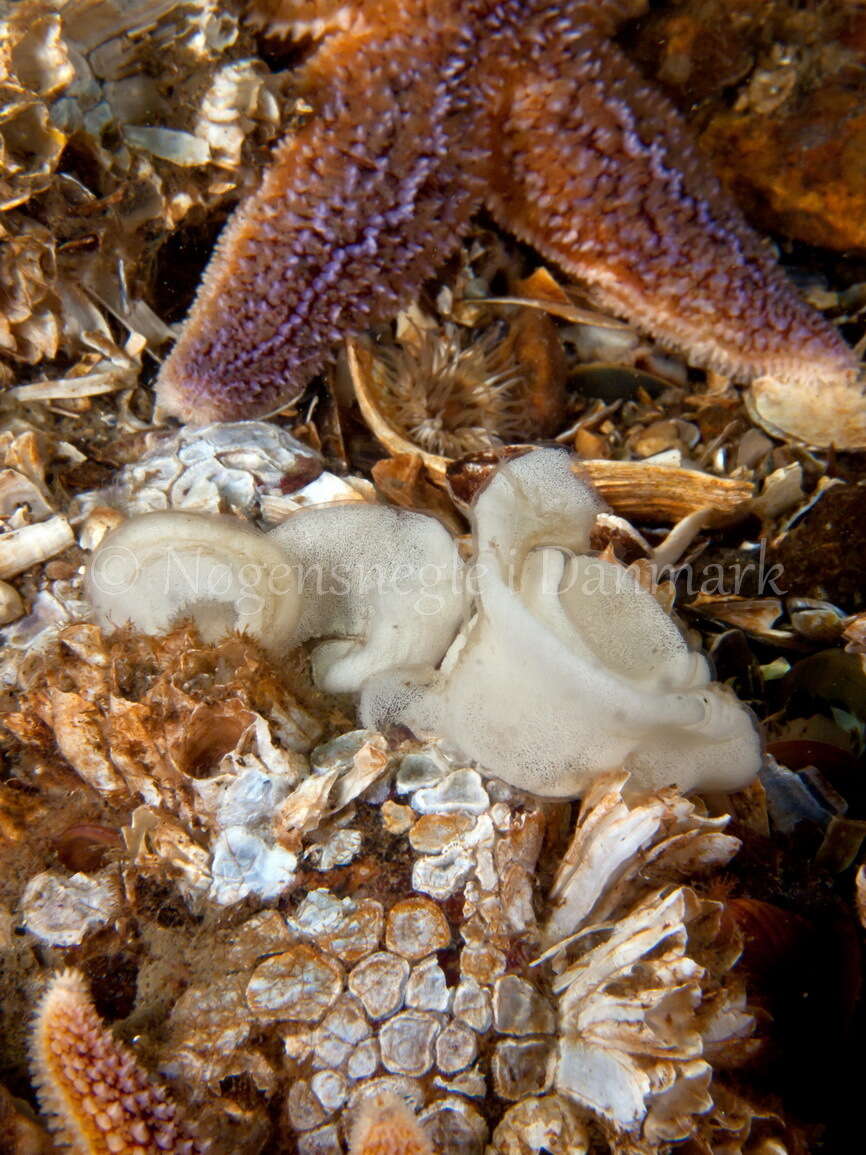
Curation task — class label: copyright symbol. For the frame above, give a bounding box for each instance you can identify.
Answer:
[89,545,140,596]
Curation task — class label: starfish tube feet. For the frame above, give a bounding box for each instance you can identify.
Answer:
[30,968,207,1154]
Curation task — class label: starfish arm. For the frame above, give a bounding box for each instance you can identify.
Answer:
[247,0,359,40]
[156,2,488,423]
[484,10,857,388]
[349,1091,434,1155]
[30,969,206,1155]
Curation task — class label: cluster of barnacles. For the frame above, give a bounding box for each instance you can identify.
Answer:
[30,967,430,1154]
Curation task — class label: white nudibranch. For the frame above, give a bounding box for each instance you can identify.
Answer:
[86,502,465,695]
[268,502,465,693]
[86,449,761,797]
[84,511,302,653]
[361,450,761,796]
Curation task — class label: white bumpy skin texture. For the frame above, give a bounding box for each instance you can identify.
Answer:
[360,448,762,797]
[86,503,465,696]
[267,502,464,693]
[86,449,761,797]
[85,511,303,654]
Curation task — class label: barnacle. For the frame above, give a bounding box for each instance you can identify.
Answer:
[361,317,530,459]
[14,753,769,1153]
[351,296,571,464]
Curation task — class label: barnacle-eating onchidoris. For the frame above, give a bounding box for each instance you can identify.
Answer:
[86,450,761,797]
[84,510,302,653]
[361,449,761,796]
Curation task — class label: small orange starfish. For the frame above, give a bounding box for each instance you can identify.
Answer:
[349,1092,434,1155]
[30,970,434,1154]
[30,969,207,1155]
[156,0,856,424]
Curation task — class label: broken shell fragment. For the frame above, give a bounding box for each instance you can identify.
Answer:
[579,459,753,527]
[0,579,24,624]
[83,420,323,521]
[748,373,866,450]
[0,515,74,579]
[19,869,120,947]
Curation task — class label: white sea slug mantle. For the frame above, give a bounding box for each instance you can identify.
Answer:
[86,448,761,798]
[360,449,761,796]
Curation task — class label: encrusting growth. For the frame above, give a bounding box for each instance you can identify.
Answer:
[156,0,857,425]
[30,969,206,1155]
[349,1092,435,1155]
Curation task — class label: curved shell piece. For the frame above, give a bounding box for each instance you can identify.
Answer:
[85,510,302,653]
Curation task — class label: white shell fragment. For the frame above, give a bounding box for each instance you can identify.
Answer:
[363,448,762,796]
[19,869,120,946]
[85,421,323,520]
[555,888,714,1134]
[0,580,24,625]
[209,828,297,906]
[543,771,740,947]
[0,515,74,579]
[411,769,490,815]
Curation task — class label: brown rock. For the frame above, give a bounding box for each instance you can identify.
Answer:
[702,82,866,252]
[631,0,866,252]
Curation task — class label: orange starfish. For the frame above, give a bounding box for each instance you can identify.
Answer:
[30,970,435,1155]
[30,969,207,1155]
[156,0,856,423]
[349,1092,434,1155]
